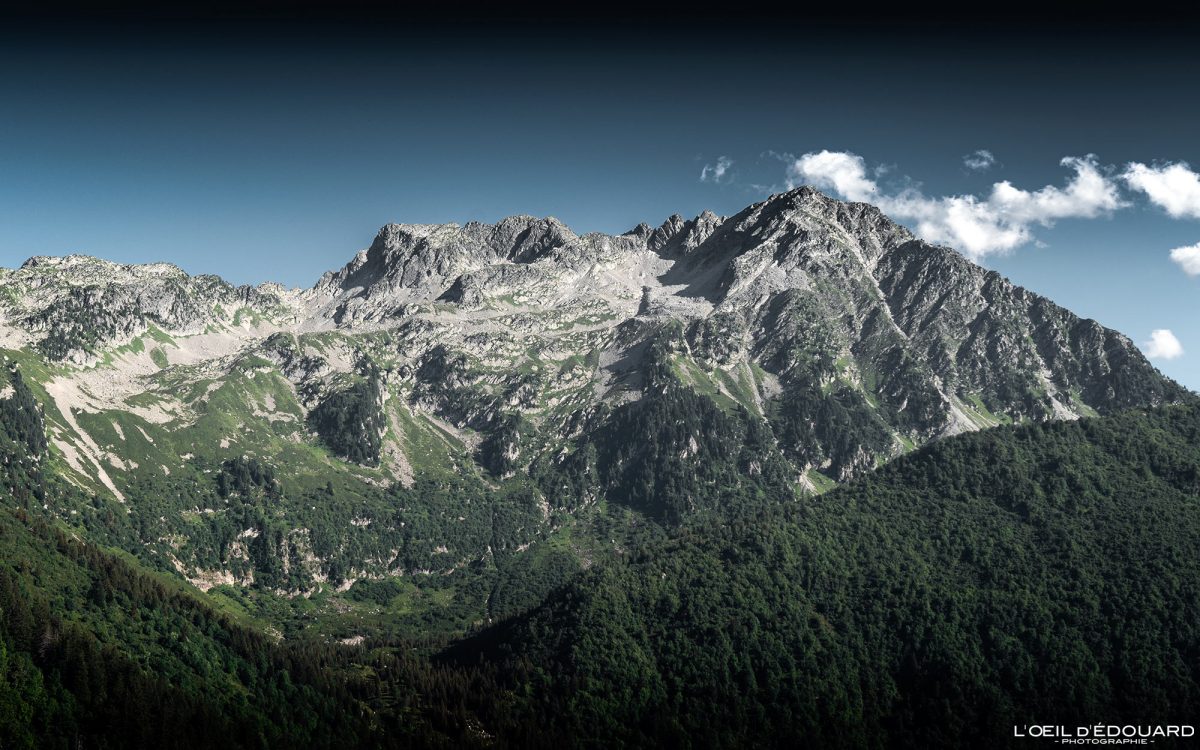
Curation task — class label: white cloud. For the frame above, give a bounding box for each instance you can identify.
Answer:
[700,156,733,183]
[963,149,996,171]
[787,151,1125,259]
[1143,329,1184,360]
[1170,242,1200,276]
[1123,161,1200,219]
[991,157,1126,223]
[788,150,877,201]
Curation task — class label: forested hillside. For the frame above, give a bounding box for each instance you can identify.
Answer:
[3,344,1200,746]
[0,192,1196,748]
[0,363,474,750]
[450,403,1200,748]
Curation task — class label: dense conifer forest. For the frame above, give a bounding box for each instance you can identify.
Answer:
[2,345,1199,746]
[452,404,1200,747]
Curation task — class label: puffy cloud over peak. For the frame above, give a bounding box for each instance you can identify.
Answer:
[787,150,878,201]
[786,151,1124,259]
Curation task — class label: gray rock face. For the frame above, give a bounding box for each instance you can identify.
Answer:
[0,255,287,362]
[1,188,1189,489]
[873,241,1181,418]
[295,186,1186,478]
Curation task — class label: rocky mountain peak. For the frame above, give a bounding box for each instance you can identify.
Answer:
[312,191,912,323]
[17,254,189,283]
[316,215,585,299]
[0,188,1190,496]
[0,254,288,362]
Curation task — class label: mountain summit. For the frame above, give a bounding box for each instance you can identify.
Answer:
[0,187,1188,593]
[0,188,1196,748]
[1,188,1187,471]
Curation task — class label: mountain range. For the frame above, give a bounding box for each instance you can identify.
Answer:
[0,187,1196,748]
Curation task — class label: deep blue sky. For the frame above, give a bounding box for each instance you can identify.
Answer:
[1,15,1197,389]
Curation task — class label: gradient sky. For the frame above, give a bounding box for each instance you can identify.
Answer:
[1,13,1197,388]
